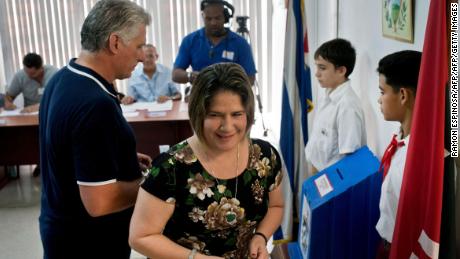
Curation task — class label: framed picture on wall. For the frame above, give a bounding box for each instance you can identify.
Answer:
[382,0,414,43]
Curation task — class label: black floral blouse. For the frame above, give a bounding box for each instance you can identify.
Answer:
[142,138,283,258]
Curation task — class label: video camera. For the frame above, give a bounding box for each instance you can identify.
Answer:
[236,16,250,35]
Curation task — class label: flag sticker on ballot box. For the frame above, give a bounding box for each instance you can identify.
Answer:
[314,174,333,197]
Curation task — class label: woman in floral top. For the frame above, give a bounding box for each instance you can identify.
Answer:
[130,63,284,259]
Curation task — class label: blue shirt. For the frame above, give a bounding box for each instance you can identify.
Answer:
[128,63,179,102]
[174,28,256,76]
[38,58,141,258]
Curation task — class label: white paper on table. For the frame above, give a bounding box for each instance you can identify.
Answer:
[122,111,139,118]
[121,100,173,113]
[0,109,38,117]
[147,111,167,117]
[179,103,188,112]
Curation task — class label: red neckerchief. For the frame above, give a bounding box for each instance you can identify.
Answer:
[379,134,405,179]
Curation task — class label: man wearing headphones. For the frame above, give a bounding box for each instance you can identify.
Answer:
[172,0,256,86]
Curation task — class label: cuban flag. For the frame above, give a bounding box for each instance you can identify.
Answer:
[275,0,313,242]
[390,0,449,257]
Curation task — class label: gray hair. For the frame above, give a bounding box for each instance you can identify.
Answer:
[143,43,155,49]
[81,0,151,52]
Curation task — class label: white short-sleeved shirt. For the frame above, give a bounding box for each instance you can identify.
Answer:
[305,80,366,171]
[376,134,410,242]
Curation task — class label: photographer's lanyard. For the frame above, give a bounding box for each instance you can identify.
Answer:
[67,63,118,100]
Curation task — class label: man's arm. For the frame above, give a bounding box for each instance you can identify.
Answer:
[237,38,257,86]
[79,178,142,217]
[121,96,135,105]
[124,77,141,104]
[21,103,39,113]
[79,152,152,217]
[171,92,182,100]
[248,75,255,86]
[3,94,17,110]
[172,68,187,84]
[4,72,24,110]
[169,81,182,101]
[172,68,199,84]
[156,79,182,103]
[72,102,150,217]
[156,93,181,103]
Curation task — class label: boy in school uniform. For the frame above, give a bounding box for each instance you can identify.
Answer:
[305,38,366,173]
[374,50,422,258]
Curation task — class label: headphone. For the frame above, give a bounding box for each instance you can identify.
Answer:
[200,0,234,23]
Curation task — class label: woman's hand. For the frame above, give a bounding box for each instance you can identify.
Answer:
[248,235,269,259]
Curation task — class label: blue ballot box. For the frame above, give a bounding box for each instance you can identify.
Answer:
[288,146,382,259]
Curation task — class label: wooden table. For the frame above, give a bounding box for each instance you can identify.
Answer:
[0,101,193,165]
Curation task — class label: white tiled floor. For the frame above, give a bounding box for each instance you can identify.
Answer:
[0,166,144,259]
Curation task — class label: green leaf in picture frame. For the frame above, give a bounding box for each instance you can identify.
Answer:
[399,15,406,30]
[398,15,404,26]
[401,2,407,18]
[384,1,392,27]
[398,1,407,30]
[386,15,390,25]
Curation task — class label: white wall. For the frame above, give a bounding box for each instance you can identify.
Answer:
[306,0,430,157]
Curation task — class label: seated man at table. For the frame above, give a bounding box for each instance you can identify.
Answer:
[121,44,181,104]
[0,93,4,108]
[4,53,58,113]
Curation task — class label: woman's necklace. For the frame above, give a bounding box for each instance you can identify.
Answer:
[203,142,240,199]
